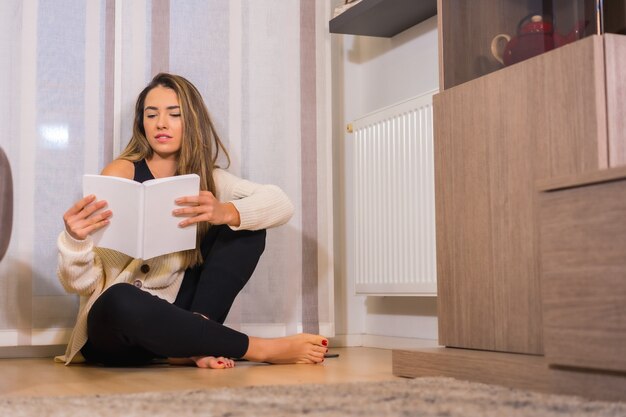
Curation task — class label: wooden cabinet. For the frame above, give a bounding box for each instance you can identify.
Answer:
[392,0,626,398]
[394,33,626,399]
[435,34,626,357]
[539,167,626,373]
[432,0,626,357]
[437,0,601,90]
[434,35,613,354]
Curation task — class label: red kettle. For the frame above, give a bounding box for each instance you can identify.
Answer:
[491,14,556,66]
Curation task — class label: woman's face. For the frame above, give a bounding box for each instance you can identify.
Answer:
[143,85,183,160]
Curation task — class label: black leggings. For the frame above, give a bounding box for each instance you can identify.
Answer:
[81,225,266,366]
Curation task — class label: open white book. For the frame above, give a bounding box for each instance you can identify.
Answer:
[83,174,200,259]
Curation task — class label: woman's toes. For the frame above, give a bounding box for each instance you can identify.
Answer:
[313,345,327,355]
[216,357,235,368]
[193,356,229,369]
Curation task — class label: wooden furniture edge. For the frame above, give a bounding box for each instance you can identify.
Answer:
[536,165,626,192]
[392,347,626,402]
[329,0,437,37]
[436,0,444,90]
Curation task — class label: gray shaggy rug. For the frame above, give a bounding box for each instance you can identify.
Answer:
[1,377,625,417]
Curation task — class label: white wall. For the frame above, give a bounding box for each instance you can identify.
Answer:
[331,11,440,348]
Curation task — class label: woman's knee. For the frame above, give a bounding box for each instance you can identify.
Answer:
[88,283,145,328]
[222,227,266,256]
[236,228,266,258]
[201,226,266,262]
[223,228,266,274]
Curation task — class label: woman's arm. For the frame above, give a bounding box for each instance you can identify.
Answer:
[213,168,295,231]
[57,159,133,296]
[57,231,105,296]
[172,168,294,231]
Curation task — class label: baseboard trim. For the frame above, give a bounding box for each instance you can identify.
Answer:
[330,334,439,350]
[329,334,363,347]
[0,345,66,359]
[362,335,440,350]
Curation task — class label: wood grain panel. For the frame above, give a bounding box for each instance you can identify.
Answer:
[393,348,626,402]
[539,173,626,372]
[0,348,395,397]
[434,92,496,350]
[435,36,607,354]
[605,34,626,166]
[537,164,626,191]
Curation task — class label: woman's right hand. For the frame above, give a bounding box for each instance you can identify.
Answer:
[63,195,112,241]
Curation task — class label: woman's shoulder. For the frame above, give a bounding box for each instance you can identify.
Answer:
[101,159,135,179]
[212,167,241,183]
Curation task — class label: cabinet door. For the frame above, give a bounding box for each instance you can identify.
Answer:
[540,173,626,372]
[438,0,601,90]
[435,36,607,354]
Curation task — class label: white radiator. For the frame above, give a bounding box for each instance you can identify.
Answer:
[351,90,438,296]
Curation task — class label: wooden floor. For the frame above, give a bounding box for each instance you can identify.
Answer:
[0,347,398,398]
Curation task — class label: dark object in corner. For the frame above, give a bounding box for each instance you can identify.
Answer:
[0,146,12,263]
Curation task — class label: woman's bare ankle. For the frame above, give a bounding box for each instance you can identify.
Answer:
[243,334,328,364]
[167,357,195,366]
[243,337,269,362]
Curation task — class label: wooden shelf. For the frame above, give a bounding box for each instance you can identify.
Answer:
[329,0,437,38]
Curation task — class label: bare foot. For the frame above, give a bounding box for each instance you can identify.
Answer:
[243,333,328,364]
[193,356,235,369]
[168,356,235,369]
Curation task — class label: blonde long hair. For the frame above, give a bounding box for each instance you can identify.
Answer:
[118,73,230,268]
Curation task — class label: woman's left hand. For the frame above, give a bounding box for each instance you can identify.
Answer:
[174,191,241,227]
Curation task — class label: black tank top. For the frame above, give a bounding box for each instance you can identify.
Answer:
[133,159,155,183]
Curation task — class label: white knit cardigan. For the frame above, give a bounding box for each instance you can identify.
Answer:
[56,168,294,364]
